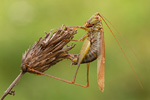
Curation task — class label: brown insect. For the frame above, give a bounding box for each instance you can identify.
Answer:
[65,12,143,92]
[66,12,105,91]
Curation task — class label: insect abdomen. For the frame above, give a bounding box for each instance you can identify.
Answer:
[81,33,100,63]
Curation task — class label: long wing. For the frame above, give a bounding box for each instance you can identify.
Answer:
[97,29,105,92]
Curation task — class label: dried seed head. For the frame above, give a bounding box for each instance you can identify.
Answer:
[21,25,77,74]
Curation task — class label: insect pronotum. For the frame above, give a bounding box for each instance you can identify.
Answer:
[29,12,142,92]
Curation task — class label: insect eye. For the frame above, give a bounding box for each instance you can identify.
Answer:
[94,16,99,19]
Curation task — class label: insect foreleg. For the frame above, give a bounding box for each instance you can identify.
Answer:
[66,26,89,31]
[64,33,88,42]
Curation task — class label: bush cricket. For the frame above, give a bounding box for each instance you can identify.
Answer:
[66,12,143,92]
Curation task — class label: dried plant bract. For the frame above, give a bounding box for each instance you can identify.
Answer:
[1,25,77,100]
[21,25,76,73]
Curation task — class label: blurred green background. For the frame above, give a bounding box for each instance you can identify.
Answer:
[0,0,150,100]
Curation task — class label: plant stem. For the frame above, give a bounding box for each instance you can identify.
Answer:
[1,71,25,100]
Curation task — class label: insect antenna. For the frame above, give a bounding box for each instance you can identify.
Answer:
[99,14,143,88]
[100,14,142,64]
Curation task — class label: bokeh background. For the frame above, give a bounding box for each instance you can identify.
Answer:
[0,0,149,100]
